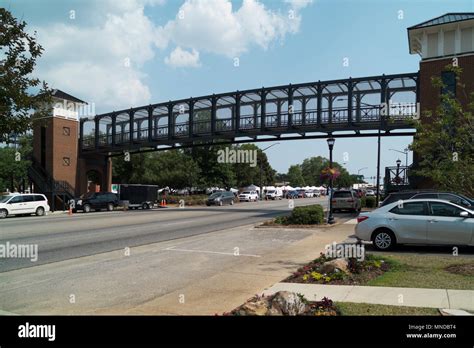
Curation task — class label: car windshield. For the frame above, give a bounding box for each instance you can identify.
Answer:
[209,193,222,198]
[80,192,95,199]
[334,191,352,198]
[267,191,275,194]
[456,193,474,204]
[0,195,13,203]
[242,192,250,194]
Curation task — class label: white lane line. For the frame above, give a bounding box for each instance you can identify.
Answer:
[163,246,261,258]
[162,221,193,227]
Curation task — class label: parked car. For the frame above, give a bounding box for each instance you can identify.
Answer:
[365,189,375,197]
[381,191,474,209]
[73,192,119,213]
[286,190,299,199]
[206,191,235,206]
[297,189,306,198]
[332,190,361,213]
[238,191,259,202]
[265,189,283,200]
[312,190,321,197]
[0,193,50,219]
[304,190,314,198]
[356,199,474,250]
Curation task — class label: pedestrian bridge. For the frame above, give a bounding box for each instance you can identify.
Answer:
[80,72,419,156]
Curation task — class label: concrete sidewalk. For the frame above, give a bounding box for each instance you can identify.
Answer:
[263,282,474,312]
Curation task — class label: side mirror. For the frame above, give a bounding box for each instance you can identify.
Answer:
[460,211,470,218]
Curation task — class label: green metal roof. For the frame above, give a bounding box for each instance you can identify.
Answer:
[408,13,474,30]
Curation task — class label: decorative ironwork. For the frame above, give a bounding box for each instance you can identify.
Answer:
[80,72,419,155]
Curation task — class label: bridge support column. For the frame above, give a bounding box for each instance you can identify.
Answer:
[76,154,112,195]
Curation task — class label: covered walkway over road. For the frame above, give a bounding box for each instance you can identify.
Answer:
[80,72,419,156]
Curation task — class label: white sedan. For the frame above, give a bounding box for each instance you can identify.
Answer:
[355,199,474,250]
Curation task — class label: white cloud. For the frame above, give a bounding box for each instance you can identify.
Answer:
[34,0,311,111]
[165,47,201,68]
[35,1,165,110]
[284,0,313,11]
[161,0,305,58]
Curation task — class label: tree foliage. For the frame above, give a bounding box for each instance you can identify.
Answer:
[410,66,474,197]
[0,135,32,192]
[0,8,52,141]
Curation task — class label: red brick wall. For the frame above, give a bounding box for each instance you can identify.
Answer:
[50,117,78,190]
[414,54,474,188]
[419,54,474,117]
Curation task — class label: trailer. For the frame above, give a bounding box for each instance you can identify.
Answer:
[117,184,159,210]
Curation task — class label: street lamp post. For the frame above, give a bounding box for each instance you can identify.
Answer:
[259,143,280,200]
[357,167,368,184]
[395,159,401,190]
[390,148,409,185]
[327,137,335,224]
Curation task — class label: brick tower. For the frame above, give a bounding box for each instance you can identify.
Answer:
[31,90,86,209]
[407,13,474,187]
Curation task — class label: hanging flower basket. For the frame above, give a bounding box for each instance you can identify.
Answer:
[320,167,340,181]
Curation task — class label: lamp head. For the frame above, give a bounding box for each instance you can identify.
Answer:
[327,137,335,148]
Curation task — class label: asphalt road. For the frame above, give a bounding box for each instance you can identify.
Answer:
[0,197,328,272]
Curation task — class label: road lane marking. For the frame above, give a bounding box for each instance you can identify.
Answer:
[163,246,261,258]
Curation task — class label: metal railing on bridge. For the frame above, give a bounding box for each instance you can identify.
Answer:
[80,72,419,155]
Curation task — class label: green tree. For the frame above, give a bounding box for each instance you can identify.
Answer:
[410,66,474,197]
[301,156,328,186]
[233,144,275,188]
[0,9,52,141]
[112,150,200,189]
[287,165,305,187]
[0,135,32,192]
[150,150,200,188]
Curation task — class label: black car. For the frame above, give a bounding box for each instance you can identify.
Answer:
[74,192,119,213]
[286,190,299,199]
[206,191,235,206]
[381,191,474,209]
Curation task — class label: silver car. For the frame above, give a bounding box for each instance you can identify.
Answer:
[332,190,361,213]
[355,199,474,250]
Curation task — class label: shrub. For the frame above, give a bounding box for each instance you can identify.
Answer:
[274,216,289,224]
[286,204,324,225]
[365,196,376,208]
[165,194,207,206]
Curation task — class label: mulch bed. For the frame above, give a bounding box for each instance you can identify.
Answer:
[283,253,391,286]
[444,262,474,276]
[227,293,339,316]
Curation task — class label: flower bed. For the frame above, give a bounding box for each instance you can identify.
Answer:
[283,253,391,285]
[227,291,338,316]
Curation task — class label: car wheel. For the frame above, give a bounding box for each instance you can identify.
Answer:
[372,229,396,251]
[0,209,7,219]
[36,207,45,216]
[107,203,114,211]
[230,200,234,205]
[83,204,91,213]
[219,201,223,206]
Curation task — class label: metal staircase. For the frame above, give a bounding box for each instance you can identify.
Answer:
[27,158,75,209]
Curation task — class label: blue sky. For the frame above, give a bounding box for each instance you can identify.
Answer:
[3,0,474,178]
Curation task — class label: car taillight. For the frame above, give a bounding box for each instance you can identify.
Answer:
[357,216,369,223]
